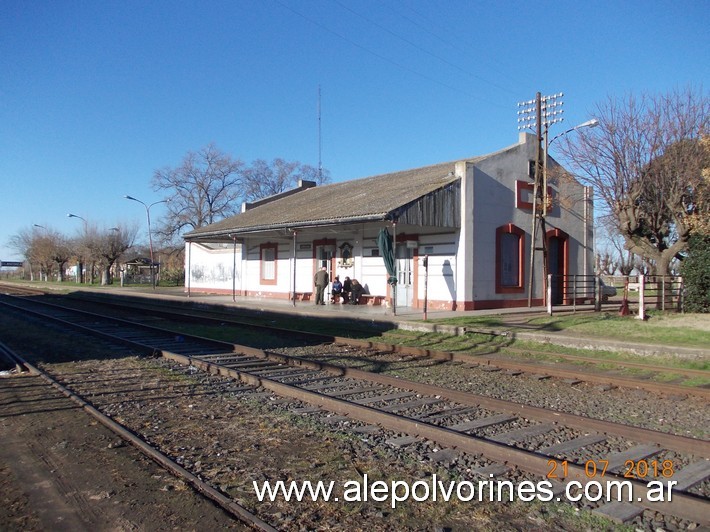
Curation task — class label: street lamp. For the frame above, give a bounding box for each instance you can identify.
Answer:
[124,195,167,289]
[544,118,600,198]
[549,118,599,146]
[67,213,87,223]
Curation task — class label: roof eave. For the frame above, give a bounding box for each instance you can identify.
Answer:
[184,212,391,241]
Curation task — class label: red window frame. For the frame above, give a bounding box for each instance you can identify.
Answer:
[515,180,553,211]
[495,223,525,293]
[260,242,278,285]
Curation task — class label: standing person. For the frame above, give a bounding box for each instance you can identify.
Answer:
[313,266,329,305]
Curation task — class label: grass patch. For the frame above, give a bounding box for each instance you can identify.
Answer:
[429,311,710,350]
[165,316,709,377]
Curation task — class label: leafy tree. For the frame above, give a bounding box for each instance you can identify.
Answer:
[152,143,245,242]
[561,87,709,275]
[680,234,710,312]
[686,136,710,235]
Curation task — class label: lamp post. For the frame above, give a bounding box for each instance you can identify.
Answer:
[67,213,87,283]
[545,118,599,299]
[124,195,167,289]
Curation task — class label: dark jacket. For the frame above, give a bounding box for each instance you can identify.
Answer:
[314,269,329,287]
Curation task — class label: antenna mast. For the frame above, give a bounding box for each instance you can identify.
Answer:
[318,85,322,182]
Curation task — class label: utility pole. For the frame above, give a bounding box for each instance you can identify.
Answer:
[517,92,564,307]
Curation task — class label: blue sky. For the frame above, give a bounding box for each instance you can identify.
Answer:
[1,0,708,261]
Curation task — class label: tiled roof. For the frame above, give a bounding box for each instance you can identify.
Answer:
[185,157,479,240]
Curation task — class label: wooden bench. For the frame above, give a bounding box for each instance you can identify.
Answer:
[359,294,386,306]
[293,292,312,301]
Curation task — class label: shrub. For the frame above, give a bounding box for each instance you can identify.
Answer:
[160,268,185,287]
[680,234,710,313]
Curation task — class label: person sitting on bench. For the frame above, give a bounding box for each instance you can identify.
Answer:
[331,276,343,303]
[349,278,364,304]
[342,276,352,303]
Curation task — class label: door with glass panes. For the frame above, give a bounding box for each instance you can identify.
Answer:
[396,246,413,307]
[315,243,335,300]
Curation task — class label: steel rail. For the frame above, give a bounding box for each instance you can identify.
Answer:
[472,344,710,379]
[193,345,710,458]
[3,296,707,454]
[53,290,710,393]
[0,340,30,373]
[2,296,707,456]
[3,297,709,524]
[340,338,710,400]
[0,340,275,532]
[172,350,710,526]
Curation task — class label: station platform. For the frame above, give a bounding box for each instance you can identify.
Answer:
[59,285,710,359]
[92,285,551,326]
[10,282,706,358]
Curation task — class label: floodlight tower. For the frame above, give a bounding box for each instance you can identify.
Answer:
[517,92,564,307]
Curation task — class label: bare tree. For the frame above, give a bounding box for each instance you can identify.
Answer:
[152,143,245,242]
[561,87,709,275]
[242,158,331,202]
[82,224,137,285]
[10,227,71,281]
[9,228,38,280]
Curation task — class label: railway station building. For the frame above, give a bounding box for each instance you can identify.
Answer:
[182,133,594,311]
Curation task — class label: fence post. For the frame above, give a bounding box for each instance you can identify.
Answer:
[595,276,602,311]
[573,275,577,312]
[636,274,645,320]
[678,276,683,312]
[547,274,552,315]
[661,276,666,311]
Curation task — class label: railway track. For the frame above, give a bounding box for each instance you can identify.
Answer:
[0,339,275,531]
[1,293,708,527]
[9,286,709,397]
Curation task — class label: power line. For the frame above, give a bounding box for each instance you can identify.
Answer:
[333,0,516,98]
[272,0,504,106]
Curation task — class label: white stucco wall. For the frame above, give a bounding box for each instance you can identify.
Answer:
[469,132,591,304]
[415,232,459,306]
[186,242,240,292]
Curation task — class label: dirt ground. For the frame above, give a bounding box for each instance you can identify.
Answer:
[0,372,248,532]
